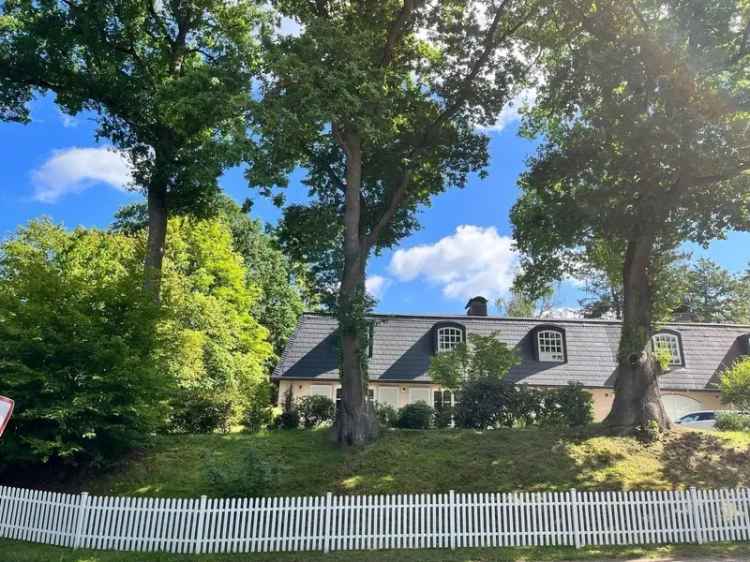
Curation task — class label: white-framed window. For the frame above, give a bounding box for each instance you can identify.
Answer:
[378,386,400,409]
[408,387,432,405]
[437,326,463,353]
[433,389,457,409]
[310,384,333,400]
[650,333,683,366]
[537,330,565,362]
[335,386,374,409]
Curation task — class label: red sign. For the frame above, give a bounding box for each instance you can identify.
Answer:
[0,396,14,438]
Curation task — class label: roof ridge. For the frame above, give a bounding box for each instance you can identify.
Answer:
[299,311,750,329]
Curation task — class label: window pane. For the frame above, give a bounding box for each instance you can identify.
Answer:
[651,334,682,365]
[437,326,463,353]
[537,330,564,362]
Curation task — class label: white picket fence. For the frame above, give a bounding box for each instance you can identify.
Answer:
[1,485,749,554]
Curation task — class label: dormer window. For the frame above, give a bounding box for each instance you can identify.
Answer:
[531,325,567,363]
[650,331,683,367]
[432,322,466,354]
[437,326,463,353]
[538,330,564,362]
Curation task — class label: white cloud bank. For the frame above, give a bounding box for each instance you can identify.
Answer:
[389,225,519,302]
[365,275,392,299]
[32,147,134,203]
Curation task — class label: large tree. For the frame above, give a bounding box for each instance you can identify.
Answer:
[0,0,267,299]
[512,0,750,433]
[249,0,545,445]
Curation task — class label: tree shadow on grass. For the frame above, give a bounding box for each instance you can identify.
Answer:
[661,430,750,489]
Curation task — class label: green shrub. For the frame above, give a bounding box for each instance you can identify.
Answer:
[434,403,454,428]
[720,358,750,411]
[244,382,275,433]
[168,394,233,433]
[203,447,278,497]
[274,387,299,430]
[374,403,399,428]
[297,395,335,428]
[397,401,434,429]
[715,411,750,432]
[537,383,594,428]
[454,377,513,429]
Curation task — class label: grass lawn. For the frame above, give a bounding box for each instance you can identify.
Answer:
[2,539,750,562]
[3,427,750,561]
[21,425,747,498]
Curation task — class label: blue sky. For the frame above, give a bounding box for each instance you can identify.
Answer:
[3,94,749,316]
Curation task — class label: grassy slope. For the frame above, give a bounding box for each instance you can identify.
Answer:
[4,427,750,561]
[2,539,750,562]
[49,426,750,498]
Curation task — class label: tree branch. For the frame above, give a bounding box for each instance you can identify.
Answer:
[381,0,423,67]
[363,171,411,250]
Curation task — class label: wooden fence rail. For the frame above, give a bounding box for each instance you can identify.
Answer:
[1,485,749,554]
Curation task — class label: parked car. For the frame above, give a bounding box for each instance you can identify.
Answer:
[675,410,730,430]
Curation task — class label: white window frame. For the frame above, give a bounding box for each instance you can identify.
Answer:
[433,389,457,409]
[650,333,683,366]
[310,384,333,400]
[437,326,463,353]
[537,329,565,362]
[408,387,432,405]
[378,386,400,409]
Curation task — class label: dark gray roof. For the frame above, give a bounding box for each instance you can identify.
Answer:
[273,313,750,391]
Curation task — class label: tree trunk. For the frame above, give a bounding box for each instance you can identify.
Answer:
[143,183,168,302]
[331,127,378,446]
[604,235,672,434]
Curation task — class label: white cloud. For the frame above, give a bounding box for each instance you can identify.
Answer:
[31,147,134,203]
[365,275,392,299]
[540,307,584,320]
[389,225,519,301]
[482,87,537,132]
[56,109,78,128]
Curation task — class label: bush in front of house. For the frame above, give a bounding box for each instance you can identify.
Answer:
[720,358,750,411]
[454,378,594,430]
[453,377,512,429]
[715,411,750,432]
[536,383,594,428]
[203,447,278,497]
[434,403,454,428]
[274,387,300,430]
[297,395,336,428]
[375,403,399,428]
[397,401,435,429]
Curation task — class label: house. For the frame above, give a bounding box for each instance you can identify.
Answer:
[273,296,750,421]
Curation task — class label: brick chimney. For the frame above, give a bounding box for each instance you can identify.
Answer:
[465,296,488,317]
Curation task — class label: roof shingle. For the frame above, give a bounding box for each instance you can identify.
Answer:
[273,313,750,391]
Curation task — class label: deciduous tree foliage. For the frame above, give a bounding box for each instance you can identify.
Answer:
[249,0,544,445]
[0,217,275,471]
[512,0,750,433]
[0,0,267,300]
[0,221,167,470]
[159,217,274,431]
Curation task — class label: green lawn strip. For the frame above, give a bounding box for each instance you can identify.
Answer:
[1,539,749,562]
[75,427,750,499]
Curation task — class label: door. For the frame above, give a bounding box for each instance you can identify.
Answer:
[378,387,400,409]
[661,394,702,421]
[408,387,432,405]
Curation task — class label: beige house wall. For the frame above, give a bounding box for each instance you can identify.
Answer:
[277,380,725,421]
